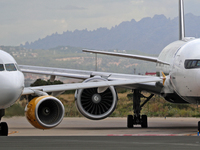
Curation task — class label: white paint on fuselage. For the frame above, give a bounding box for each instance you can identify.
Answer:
[157,40,187,74]
[157,38,200,104]
[0,50,24,109]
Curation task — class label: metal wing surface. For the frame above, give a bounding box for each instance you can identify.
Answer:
[22,77,161,95]
[82,49,170,65]
[19,65,156,80]
[19,65,92,80]
[20,65,162,94]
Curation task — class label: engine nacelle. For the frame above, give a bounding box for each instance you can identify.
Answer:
[75,77,118,120]
[25,95,65,129]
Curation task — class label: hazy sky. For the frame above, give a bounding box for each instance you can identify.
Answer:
[1,0,200,46]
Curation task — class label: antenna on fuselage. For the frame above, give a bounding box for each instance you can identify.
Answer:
[179,0,185,40]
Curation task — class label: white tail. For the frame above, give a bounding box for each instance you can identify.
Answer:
[179,0,185,40]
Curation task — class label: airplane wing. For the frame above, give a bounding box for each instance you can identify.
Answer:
[22,76,161,95]
[82,49,170,65]
[19,65,158,80]
[19,65,93,80]
[20,64,163,94]
[19,49,166,94]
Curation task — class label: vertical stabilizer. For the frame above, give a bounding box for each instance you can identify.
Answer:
[179,0,185,40]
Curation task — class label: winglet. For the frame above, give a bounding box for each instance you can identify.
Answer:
[161,72,166,85]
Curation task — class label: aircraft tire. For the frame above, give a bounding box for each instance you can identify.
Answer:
[0,122,8,136]
[127,115,133,128]
[141,115,148,128]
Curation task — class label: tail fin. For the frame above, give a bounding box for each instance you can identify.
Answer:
[179,0,185,40]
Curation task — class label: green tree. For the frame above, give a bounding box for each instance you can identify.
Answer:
[30,79,64,86]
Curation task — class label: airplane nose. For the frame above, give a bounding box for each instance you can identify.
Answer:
[0,72,24,109]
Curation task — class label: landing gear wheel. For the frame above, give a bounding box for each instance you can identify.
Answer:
[198,121,200,132]
[127,115,133,128]
[127,90,153,128]
[141,115,148,128]
[0,122,8,136]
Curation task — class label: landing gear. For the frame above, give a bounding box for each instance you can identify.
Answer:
[127,115,133,128]
[0,122,8,136]
[0,109,8,136]
[127,90,154,128]
[141,115,147,128]
[127,115,148,128]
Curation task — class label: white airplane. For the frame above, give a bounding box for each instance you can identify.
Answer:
[0,0,199,136]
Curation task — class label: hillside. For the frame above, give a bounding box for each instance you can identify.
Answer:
[22,13,200,54]
[0,46,156,75]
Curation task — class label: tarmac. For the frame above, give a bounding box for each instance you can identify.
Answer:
[1,117,200,136]
[1,117,200,150]
[0,136,200,150]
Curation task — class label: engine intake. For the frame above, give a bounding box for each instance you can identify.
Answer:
[25,96,65,129]
[75,77,118,120]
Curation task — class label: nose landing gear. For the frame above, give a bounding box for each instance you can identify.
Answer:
[127,90,154,128]
[0,109,8,136]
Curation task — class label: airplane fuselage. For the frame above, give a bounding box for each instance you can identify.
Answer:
[157,38,200,104]
[0,50,24,109]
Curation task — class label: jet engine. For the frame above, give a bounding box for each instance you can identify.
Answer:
[25,95,65,129]
[75,77,118,120]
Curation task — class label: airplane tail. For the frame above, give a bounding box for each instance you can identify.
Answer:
[179,0,185,40]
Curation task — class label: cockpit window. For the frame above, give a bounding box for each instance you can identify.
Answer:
[185,60,200,69]
[197,61,200,67]
[191,61,197,67]
[15,64,21,72]
[5,63,17,71]
[0,64,4,71]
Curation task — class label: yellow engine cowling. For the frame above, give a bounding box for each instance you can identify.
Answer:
[25,95,65,129]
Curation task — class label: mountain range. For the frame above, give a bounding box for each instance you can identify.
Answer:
[22,13,200,54]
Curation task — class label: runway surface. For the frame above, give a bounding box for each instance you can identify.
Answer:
[1,117,200,136]
[0,136,200,150]
[1,117,200,150]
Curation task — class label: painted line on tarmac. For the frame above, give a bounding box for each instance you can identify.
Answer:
[8,131,18,135]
